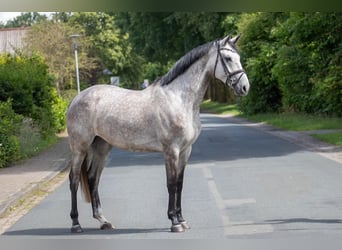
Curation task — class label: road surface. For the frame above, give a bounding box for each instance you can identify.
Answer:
[2,113,342,239]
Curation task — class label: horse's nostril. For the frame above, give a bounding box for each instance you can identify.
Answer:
[242,85,247,93]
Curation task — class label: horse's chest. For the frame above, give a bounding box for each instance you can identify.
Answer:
[181,118,201,145]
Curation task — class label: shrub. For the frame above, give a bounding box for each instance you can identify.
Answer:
[0,53,56,134]
[17,117,41,158]
[51,89,68,132]
[0,100,22,168]
[237,13,284,114]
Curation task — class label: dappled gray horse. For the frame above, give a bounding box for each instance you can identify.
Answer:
[66,35,250,233]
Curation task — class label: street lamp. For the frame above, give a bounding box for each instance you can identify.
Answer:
[70,34,82,94]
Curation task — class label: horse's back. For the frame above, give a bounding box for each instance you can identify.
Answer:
[66,84,163,152]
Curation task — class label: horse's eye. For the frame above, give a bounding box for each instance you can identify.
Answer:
[225,56,232,62]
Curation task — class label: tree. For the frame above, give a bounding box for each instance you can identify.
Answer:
[5,12,48,28]
[23,21,98,93]
[69,12,141,86]
[116,12,228,64]
[115,12,233,95]
[237,12,287,114]
[50,12,72,23]
[272,13,342,116]
[0,53,56,133]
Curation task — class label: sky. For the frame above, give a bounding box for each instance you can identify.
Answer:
[0,12,53,23]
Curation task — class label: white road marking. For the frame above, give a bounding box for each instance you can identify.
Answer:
[202,166,273,236]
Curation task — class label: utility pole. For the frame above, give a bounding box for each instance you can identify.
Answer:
[70,34,82,94]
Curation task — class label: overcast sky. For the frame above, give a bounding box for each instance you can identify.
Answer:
[0,12,53,23]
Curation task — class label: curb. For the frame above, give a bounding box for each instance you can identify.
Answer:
[220,114,342,164]
[0,150,71,218]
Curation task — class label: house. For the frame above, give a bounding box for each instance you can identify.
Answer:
[0,27,30,54]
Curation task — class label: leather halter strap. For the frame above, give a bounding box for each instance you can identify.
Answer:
[213,42,245,87]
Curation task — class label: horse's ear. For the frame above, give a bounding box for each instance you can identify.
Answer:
[229,34,241,44]
[220,35,232,46]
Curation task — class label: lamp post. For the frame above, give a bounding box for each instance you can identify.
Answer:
[70,34,82,94]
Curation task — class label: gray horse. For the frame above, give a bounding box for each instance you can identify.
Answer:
[66,35,249,233]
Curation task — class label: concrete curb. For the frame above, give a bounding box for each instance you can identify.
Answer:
[220,114,342,164]
[0,141,71,218]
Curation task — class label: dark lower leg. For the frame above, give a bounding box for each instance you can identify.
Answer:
[167,182,178,225]
[176,179,185,223]
[90,187,113,229]
[69,170,82,233]
[175,176,190,229]
[167,182,184,232]
[88,138,113,229]
[88,172,113,229]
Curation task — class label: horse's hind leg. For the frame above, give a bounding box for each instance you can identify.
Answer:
[88,137,113,230]
[69,151,86,233]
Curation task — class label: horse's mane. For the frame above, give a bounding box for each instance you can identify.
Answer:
[160,41,215,86]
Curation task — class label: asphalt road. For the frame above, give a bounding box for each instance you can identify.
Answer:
[2,113,342,239]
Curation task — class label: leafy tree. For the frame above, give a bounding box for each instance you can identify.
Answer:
[0,100,22,167]
[115,12,232,94]
[23,21,98,93]
[236,12,341,117]
[272,13,342,116]
[50,12,72,23]
[0,53,57,133]
[5,12,48,28]
[116,12,228,64]
[69,12,141,86]
[236,13,286,114]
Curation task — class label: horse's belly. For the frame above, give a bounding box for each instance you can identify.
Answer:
[96,120,163,153]
[110,137,162,153]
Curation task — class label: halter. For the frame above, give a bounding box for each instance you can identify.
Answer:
[213,42,245,87]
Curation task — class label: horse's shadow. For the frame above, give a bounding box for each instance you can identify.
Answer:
[3,227,169,236]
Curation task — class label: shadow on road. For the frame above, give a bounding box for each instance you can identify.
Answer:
[265,218,342,225]
[3,227,169,236]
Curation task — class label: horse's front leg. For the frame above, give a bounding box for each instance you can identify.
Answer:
[175,146,192,230]
[164,147,184,232]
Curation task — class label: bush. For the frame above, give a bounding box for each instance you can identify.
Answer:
[51,88,68,132]
[17,117,41,158]
[237,13,284,114]
[0,100,22,168]
[237,13,342,117]
[0,54,68,167]
[0,53,56,133]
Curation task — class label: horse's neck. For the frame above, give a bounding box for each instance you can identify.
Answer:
[168,57,212,112]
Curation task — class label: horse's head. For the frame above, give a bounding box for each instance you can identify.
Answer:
[214,35,250,96]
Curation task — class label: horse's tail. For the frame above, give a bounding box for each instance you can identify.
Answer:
[80,154,91,203]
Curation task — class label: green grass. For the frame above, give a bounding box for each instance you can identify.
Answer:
[242,113,342,131]
[201,99,342,146]
[311,133,342,147]
[200,99,242,116]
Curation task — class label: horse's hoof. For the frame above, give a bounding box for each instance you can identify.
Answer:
[180,221,190,230]
[100,222,114,230]
[71,224,83,233]
[171,224,185,233]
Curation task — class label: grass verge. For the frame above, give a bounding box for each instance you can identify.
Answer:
[200,99,242,116]
[242,113,342,131]
[311,133,342,147]
[201,99,342,146]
